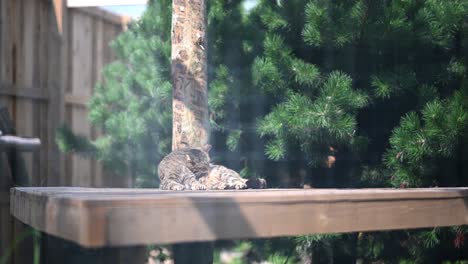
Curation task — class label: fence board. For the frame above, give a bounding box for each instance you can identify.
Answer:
[92,18,104,187]
[69,10,93,187]
[1,1,12,85]
[0,84,48,100]
[64,8,129,188]
[0,2,145,189]
[0,1,130,261]
[22,0,35,89]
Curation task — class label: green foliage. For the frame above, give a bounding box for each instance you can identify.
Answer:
[56,126,98,158]
[302,0,366,47]
[416,0,468,47]
[294,234,340,248]
[226,129,242,151]
[257,71,368,165]
[245,0,468,262]
[57,0,173,187]
[209,65,231,124]
[384,91,468,187]
[56,0,468,262]
[371,67,417,99]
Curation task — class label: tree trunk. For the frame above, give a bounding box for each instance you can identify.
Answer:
[171,0,212,263]
[171,0,209,150]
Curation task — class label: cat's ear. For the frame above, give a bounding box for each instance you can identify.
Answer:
[202,144,212,153]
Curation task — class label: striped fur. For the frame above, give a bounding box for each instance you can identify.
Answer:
[158,146,267,190]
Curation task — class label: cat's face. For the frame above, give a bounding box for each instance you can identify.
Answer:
[184,145,211,173]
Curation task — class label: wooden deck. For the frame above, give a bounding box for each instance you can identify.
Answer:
[10,187,468,248]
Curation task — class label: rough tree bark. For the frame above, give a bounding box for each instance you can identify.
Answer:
[171,0,209,150]
[170,0,213,263]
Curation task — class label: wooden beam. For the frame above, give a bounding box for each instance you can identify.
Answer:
[10,187,468,248]
[0,83,49,101]
[64,94,91,107]
[67,0,147,7]
[0,136,41,152]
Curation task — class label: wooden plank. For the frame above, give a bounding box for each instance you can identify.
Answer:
[0,83,49,100]
[69,10,93,187]
[29,0,49,187]
[0,0,3,84]
[14,98,34,184]
[12,0,23,86]
[22,0,35,90]
[102,21,121,63]
[70,10,93,98]
[64,93,91,107]
[37,99,47,186]
[70,108,92,186]
[1,0,13,85]
[47,0,66,187]
[12,0,36,188]
[91,18,104,187]
[10,187,468,248]
[57,0,69,187]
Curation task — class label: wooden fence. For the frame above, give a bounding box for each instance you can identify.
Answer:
[65,7,132,188]
[1,1,132,262]
[0,0,131,188]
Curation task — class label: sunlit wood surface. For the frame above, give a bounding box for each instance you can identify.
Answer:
[10,187,468,248]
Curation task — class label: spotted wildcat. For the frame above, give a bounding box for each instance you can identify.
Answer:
[158,145,267,190]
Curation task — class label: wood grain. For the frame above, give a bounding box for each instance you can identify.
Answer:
[10,187,468,248]
[0,83,49,101]
[0,0,129,188]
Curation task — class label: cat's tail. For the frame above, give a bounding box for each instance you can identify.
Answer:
[246,178,267,189]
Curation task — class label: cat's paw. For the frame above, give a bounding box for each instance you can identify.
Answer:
[226,179,247,190]
[233,181,247,189]
[190,182,206,190]
[170,184,185,191]
[215,182,227,190]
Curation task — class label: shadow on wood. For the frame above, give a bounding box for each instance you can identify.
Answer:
[173,242,213,264]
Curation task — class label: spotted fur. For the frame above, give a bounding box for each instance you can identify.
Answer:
[158,146,210,190]
[158,145,267,190]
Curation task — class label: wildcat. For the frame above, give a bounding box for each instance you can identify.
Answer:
[158,145,267,190]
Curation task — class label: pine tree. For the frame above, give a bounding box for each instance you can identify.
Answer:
[57,0,468,262]
[56,0,252,186]
[240,0,468,262]
[57,0,173,187]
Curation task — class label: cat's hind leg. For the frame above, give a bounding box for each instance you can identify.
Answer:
[210,165,247,190]
[181,166,206,190]
[199,175,227,190]
[160,179,185,190]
